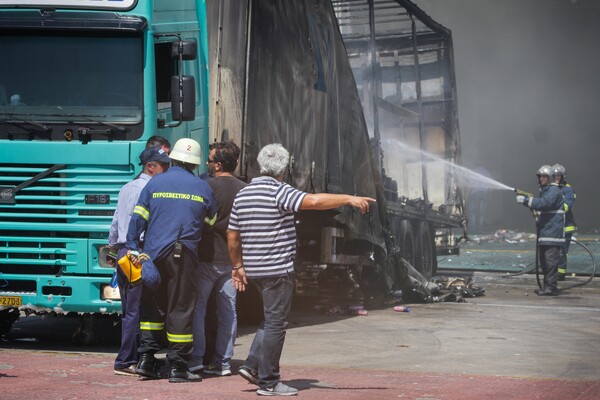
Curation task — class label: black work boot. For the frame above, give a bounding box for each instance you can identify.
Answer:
[168,368,202,383]
[135,353,161,379]
[535,287,559,296]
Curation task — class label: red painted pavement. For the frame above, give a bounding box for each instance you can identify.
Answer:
[1,349,598,400]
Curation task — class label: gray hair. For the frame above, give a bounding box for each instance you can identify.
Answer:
[257,143,289,177]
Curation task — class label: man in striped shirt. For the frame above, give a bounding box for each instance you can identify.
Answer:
[227,143,374,396]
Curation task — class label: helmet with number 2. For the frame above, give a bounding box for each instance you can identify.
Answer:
[169,138,201,165]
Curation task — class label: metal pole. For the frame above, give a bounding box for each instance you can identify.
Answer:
[410,14,429,211]
[368,0,382,173]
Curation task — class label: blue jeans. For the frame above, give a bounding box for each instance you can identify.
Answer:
[190,263,237,370]
[242,274,294,389]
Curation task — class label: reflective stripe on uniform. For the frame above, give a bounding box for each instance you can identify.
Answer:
[140,321,164,331]
[204,213,217,226]
[167,332,193,343]
[558,267,567,274]
[134,205,150,221]
[565,225,576,233]
[541,209,565,214]
[539,236,565,243]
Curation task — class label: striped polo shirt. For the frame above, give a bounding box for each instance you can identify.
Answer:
[228,176,307,279]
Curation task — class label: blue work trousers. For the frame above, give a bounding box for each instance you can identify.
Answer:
[540,245,561,291]
[138,247,198,370]
[114,247,142,369]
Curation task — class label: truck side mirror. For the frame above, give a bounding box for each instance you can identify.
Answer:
[171,75,195,121]
[165,38,197,126]
[171,40,197,60]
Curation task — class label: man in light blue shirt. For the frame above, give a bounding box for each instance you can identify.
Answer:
[109,146,170,375]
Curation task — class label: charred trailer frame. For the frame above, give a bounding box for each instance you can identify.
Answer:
[208,0,466,301]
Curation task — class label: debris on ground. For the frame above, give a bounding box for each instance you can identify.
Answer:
[468,230,536,244]
[313,303,368,316]
[432,276,486,302]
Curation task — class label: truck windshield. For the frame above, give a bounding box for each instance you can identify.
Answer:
[0,31,143,125]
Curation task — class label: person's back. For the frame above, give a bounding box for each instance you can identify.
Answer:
[229,176,303,278]
[135,166,216,261]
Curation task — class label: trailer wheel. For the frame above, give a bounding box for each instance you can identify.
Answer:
[394,219,416,267]
[415,221,435,280]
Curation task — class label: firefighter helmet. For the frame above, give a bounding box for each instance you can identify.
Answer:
[536,164,552,177]
[552,163,566,178]
[169,138,201,165]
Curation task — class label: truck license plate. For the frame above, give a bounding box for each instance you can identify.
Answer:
[0,296,22,307]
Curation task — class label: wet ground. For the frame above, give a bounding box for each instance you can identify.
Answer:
[439,232,600,276]
[1,234,599,399]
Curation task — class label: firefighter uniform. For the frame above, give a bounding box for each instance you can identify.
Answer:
[558,183,576,279]
[127,165,217,372]
[522,182,565,294]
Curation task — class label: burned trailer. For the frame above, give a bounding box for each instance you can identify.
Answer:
[333,0,466,279]
[207,0,465,300]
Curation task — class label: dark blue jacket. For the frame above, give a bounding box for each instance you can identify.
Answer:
[526,183,565,246]
[560,183,576,232]
[126,166,217,262]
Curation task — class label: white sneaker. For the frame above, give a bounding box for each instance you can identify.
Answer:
[257,382,298,396]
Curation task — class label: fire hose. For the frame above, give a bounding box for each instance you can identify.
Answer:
[534,238,596,292]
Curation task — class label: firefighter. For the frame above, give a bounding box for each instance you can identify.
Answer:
[552,163,576,281]
[516,165,565,296]
[126,138,217,383]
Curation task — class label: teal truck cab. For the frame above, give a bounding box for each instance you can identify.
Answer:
[0,0,208,334]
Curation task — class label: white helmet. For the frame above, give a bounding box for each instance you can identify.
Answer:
[536,164,552,177]
[169,138,201,165]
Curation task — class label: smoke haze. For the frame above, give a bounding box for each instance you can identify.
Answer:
[415,0,600,232]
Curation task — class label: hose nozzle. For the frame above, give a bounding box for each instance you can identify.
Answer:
[513,188,533,198]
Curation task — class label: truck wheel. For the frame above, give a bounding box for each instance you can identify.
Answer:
[0,308,19,336]
[415,221,435,280]
[394,219,415,267]
[72,314,96,346]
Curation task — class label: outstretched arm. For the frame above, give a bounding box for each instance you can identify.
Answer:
[300,193,375,214]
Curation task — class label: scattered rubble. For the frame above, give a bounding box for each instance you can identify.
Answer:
[468,230,536,244]
[431,276,486,302]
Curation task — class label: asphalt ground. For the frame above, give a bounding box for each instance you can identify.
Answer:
[1,236,600,399]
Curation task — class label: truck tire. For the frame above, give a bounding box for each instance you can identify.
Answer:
[0,308,19,336]
[415,221,435,280]
[393,218,416,267]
